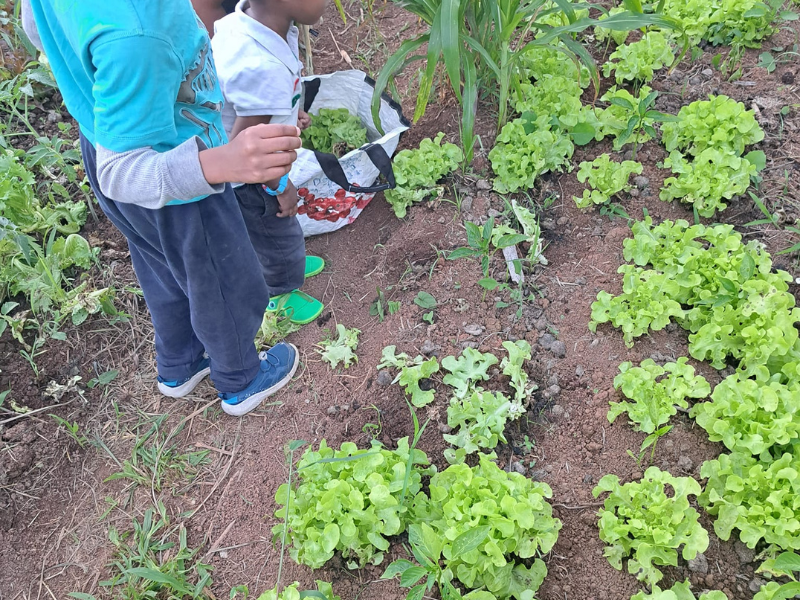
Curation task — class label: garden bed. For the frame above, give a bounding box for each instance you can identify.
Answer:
[1,2,799,600]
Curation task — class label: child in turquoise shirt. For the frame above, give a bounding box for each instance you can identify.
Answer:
[23,0,304,416]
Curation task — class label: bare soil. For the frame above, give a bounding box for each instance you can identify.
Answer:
[1,3,799,600]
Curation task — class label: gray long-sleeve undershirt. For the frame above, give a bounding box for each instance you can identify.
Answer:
[21,0,224,209]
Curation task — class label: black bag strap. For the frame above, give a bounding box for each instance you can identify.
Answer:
[314,143,396,194]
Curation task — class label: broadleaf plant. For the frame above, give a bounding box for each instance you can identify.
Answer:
[378,346,440,407]
[631,580,728,600]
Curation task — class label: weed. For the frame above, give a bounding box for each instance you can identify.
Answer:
[83,501,214,599]
[50,414,87,448]
[104,414,211,499]
[627,425,673,468]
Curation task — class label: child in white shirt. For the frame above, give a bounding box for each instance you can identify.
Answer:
[211,0,327,317]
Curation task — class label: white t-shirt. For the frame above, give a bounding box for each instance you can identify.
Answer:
[212,0,303,138]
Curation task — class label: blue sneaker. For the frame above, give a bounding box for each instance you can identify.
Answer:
[219,342,299,416]
[157,357,211,398]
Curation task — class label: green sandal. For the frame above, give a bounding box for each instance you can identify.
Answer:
[305,256,325,279]
[267,290,324,325]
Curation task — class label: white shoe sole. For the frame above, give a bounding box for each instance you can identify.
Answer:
[221,344,299,417]
[157,366,212,398]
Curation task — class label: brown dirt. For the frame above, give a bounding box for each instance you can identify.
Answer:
[1,3,799,600]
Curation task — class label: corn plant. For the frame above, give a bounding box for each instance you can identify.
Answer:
[372,0,681,162]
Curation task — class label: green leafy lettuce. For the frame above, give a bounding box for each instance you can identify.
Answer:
[659,149,756,217]
[317,324,360,369]
[589,265,685,346]
[273,438,435,569]
[610,358,710,434]
[489,118,574,194]
[662,96,764,156]
[574,154,643,208]
[594,468,709,586]
[691,367,800,456]
[378,346,440,407]
[385,133,463,218]
[442,348,498,399]
[301,108,367,156]
[602,32,675,84]
[632,581,728,600]
[413,454,561,600]
[699,447,800,551]
[256,581,340,600]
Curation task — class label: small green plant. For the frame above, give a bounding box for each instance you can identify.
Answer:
[413,291,436,323]
[301,108,367,157]
[627,425,673,469]
[609,358,710,434]
[384,133,463,218]
[378,345,440,408]
[603,31,675,84]
[632,581,728,600]
[441,347,498,399]
[370,287,393,322]
[382,523,468,600]
[593,467,709,586]
[574,154,643,208]
[511,200,547,267]
[662,95,764,157]
[273,437,435,569]
[598,88,676,156]
[50,414,88,448]
[317,324,360,369]
[254,582,340,600]
[659,148,757,217]
[255,306,300,349]
[87,368,119,390]
[501,339,536,402]
[590,265,685,346]
[448,217,527,278]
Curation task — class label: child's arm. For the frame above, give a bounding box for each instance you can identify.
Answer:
[20,0,43,52]
[88,33,300,208]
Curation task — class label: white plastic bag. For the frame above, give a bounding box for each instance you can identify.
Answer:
[291,70,409,237]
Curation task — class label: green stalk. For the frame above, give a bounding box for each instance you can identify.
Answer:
[497,43,511,129]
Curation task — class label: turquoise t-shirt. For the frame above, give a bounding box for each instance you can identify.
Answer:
[28,0,227,154]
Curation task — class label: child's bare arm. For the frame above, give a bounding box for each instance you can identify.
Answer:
[230,114,273,140]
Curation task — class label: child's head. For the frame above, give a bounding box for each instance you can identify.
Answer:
[256,0,328,26]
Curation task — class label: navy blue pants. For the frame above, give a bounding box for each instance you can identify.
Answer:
[234,183,305,297]
[81,136,269,393]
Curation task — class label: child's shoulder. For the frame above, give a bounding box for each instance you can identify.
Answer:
[212,13,296,69]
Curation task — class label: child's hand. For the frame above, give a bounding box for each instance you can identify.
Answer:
[200,124,301,186]
[297,111,312,130]
[276,180,299,218]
